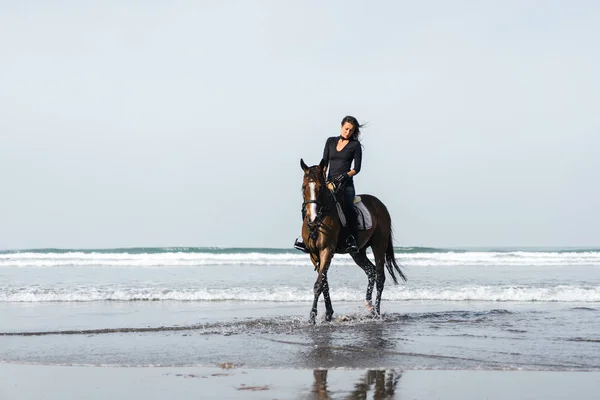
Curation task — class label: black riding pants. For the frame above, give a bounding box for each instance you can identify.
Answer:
[342,182,358,238]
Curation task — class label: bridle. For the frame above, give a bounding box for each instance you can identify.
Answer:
[301,175,337,246]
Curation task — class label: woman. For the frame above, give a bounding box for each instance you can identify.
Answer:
[295,115,363,253]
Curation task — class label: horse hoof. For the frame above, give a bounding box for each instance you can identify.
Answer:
[364,300,374,312]
[325,313,333,322]
[309,312,317,325]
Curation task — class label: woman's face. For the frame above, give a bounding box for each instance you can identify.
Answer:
[340,122,355,140]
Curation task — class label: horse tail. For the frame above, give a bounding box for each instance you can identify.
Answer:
[385,227,407,284]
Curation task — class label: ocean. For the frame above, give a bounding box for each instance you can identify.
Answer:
[1,247,599,371]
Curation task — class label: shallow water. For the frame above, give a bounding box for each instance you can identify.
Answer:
[2,301,599,370]
[1,248,599,370]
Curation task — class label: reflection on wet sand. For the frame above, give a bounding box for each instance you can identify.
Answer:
[302,319,399,369]
[311,370,330,399]
[310,369,401,399]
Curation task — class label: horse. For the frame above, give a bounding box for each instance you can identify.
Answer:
[300,158,407,324]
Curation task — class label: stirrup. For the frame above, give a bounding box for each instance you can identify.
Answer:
[294,239,309,254]
[345,235,359,254]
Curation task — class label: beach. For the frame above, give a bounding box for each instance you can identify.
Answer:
[2,364,600,399]
[1,247,599,398]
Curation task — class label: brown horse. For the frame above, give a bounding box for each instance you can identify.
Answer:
[300,158,406,324]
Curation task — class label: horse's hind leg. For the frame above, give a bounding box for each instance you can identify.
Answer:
[351,249,376,313]
[371,243,387,316]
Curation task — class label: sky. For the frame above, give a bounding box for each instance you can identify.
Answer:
[1,1,599,249]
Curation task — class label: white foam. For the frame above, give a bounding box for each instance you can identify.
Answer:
[2,285,599,303]
[1,251,600,268]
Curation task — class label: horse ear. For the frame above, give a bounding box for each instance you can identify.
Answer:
[319,159,327,176]
[300,158,309,171]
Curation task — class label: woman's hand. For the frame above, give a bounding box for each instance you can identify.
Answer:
[334,174,349,185]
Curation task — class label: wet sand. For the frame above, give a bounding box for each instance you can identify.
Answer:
[2,300,599,398]
[1,364,599,399]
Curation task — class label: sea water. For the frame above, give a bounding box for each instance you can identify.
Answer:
[1,247,599,370]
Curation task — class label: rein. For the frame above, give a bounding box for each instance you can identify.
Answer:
[302,180,340,247]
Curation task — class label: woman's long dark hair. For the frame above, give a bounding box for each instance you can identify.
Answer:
[341,115,365,141]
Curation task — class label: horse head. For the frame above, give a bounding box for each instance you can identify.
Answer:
[300,158,328,224]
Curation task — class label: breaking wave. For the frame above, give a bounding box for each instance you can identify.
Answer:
[2,285,599,303]
[1,248,600,267]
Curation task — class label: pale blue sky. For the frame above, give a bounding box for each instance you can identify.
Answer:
[1,1,598,249]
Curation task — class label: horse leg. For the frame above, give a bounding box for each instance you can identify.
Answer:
[308,259,322,324]
[309,249,334,324]
[322,273,334,322]
[374,268,386,316]
[309,274,323,324]
[372,243,387,317]
[310,253,319,271]
[351,249,376,313]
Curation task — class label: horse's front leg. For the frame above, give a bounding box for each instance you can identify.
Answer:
[322,273,334,322]
[309,272,323,324]
[320,248,335,322]
[309,248,334,324]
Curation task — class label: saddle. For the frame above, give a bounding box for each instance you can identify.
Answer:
[335,196,373,231]
[325,181,373,231]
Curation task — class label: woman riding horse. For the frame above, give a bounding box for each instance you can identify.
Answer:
[296,116,406,322]
[295,115,363,253]
[298,159,406,323]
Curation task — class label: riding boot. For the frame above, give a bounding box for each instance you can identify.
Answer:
[343,207,359,254]
[295,206,309,253]
[341,183,359,254]
[345,223,359,253]
[294,238,309,253]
